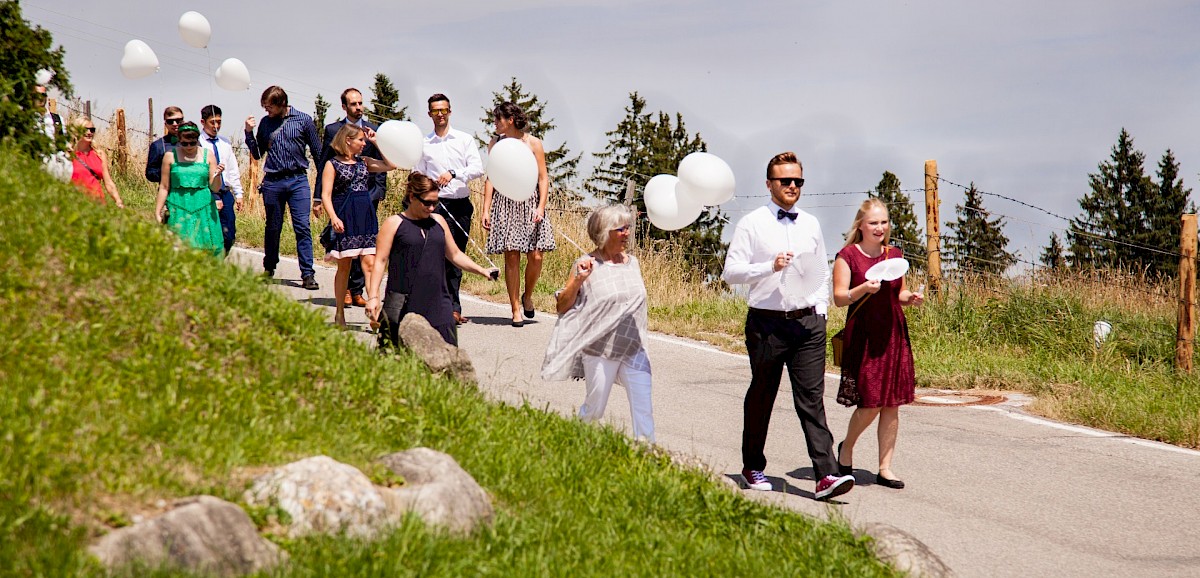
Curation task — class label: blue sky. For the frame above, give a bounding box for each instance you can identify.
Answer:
[23,0,1200,265]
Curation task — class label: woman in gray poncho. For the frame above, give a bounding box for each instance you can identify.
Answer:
[541,204,654,442]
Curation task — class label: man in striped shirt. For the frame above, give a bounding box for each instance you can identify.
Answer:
[245,85,323,290]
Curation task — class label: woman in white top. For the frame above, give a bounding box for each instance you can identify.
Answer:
[542,205,654,442]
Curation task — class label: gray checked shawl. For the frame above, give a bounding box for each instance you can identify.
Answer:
[541,254,651,381]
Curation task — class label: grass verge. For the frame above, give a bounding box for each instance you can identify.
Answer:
[2,150,892,575]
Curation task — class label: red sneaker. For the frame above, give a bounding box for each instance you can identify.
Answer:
[815,474,855,501]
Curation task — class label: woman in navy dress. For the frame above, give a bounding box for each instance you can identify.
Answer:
[366,173,498,346]
[832,198,924,489]
[320,124,395,327]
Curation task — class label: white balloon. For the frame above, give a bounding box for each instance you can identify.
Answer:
[214,58,251,91]
[677,151,736,206]
[374,120,424,169]
[120,40,159,80]
[35,68,54,85]
[643,174,704,231]
[486,138,538,202]
[178,12,212,49]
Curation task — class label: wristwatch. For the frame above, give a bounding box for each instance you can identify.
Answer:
[449,170,457,179]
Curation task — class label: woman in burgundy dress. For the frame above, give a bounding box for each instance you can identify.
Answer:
[832,198,924,489]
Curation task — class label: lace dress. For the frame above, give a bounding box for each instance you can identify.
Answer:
[325,157,378,260]
[836,245,916,408]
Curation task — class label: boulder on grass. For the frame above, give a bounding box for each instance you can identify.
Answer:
[243,455,389,539]
[377,447,493,535]
[861,522,955,577]
[397,313,478,386]
[89,495,286,577]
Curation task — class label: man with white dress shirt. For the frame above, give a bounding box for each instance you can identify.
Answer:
[414,93,484,325]
[199,105,244,255]
[722,151,855,501]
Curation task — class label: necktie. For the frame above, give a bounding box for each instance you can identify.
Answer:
[777,209,798,221]
[209,137,225,189]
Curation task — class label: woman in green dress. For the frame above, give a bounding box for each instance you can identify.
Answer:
[154,122,225,257]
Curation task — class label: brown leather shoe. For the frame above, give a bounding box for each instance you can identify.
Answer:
[352,294,368,307]
[343,290,354,306]
[453,311,470,325]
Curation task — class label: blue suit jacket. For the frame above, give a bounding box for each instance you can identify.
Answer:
[314,119,386,203]
[145,136,176,183]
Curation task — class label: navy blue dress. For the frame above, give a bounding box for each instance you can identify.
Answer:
[380,215,456,346]
[325,157,378,260]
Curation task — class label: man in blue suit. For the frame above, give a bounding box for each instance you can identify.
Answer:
[145,106,184,183]
[314,87,387,306]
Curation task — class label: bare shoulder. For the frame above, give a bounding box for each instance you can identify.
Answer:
[381,214,403,230]
[525,134,545,152]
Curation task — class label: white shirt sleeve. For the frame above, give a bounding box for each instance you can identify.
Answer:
[722,221,774,285]
[223,141,244,199]
[460,138,485,182]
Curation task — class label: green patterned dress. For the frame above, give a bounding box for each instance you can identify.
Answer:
[166,149,223,257]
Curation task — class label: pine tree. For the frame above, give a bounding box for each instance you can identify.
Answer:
[1041,232,1065,270]
[0,2,73,157]
[366,73,407,124]
[1144,149,1194,276]
[944,183,1015,275]
[1067,129,1153,270]
[479,77,583,202]
[585,92,726,278]
[872,171,922,262]
[313,93,330,140]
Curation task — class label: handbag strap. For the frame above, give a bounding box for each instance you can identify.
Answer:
[846,246,890,323]
[75,151,103,182]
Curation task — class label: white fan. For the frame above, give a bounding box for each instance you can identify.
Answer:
[865,257,910,282]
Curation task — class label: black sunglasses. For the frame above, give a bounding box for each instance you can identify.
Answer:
[770,177,805,187]
[165,118,184,125]
[84,127,96,134]
[414,196,439,208]
[178,140,199,147]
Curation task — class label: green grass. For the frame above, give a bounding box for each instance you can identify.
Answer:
[1,150,892,575]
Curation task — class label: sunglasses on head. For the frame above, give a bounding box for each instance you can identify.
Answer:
[165,118,183,125]
[770,177,805,187]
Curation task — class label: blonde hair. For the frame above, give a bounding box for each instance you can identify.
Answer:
[844,198,891,247]
[587,204,635,248]
[330,124,364,157]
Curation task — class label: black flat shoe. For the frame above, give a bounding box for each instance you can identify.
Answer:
[512,320,524,328]
[875,473,905,489]
[837,442,853,476]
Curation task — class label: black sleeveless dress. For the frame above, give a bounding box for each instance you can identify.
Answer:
[379,214,457,346]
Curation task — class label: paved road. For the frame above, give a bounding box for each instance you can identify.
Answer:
[233,248,1200,577]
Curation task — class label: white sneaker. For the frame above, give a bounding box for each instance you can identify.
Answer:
[742,469,772,491]
[815,474,855,501]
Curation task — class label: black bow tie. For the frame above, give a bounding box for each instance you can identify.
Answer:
[777,209,798,221]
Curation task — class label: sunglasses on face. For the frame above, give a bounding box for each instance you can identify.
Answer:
[414,196,439,208]
[612,225,631,233]
[178,140,199,147]
[165,118,184,125]
[770,177,805,187]
[84,127,96,134]
[429,109,451,116]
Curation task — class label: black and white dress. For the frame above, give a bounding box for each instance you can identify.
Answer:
[325,157,378,260]
[485,136,556,254]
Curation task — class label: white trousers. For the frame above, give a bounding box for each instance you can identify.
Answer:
[579,352,655,442]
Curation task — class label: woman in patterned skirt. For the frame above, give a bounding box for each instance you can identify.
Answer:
[319,124,395,327]
[482,102,556,327]
[831,198,924,489]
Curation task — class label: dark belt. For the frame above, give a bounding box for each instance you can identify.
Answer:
[263,169,305,180]
[749,306,816,320]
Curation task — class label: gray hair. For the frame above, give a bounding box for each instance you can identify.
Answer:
[587,204,635,248]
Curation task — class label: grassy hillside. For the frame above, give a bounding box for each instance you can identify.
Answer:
[0,150,893,576]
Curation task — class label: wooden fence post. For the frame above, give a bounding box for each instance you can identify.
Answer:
[246,155,261,214]
[84,100,92,120]
[924,159,941,296]
[625,178,637,252]
[115,108,128,172]
[1177,214,1197,373]
[148,97,155,137]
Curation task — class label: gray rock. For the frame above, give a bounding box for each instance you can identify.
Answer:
[377,447,494,535]
[398,312,478,386]
[243,455,390,539]
[89,495,286,577]
[861,522,955,577]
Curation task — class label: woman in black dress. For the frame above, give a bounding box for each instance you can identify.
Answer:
[365,173,498,346]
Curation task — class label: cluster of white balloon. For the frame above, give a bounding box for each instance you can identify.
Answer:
[644,152,736,231]
[119,12,251,92]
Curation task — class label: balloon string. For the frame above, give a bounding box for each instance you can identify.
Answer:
[206,47,213,101]
[436,203,499,270]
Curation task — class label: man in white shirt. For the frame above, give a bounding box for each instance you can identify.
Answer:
[722,151,855,501]
[35,85,71,182]
[414,93,485,325]
[199,104,244,255]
